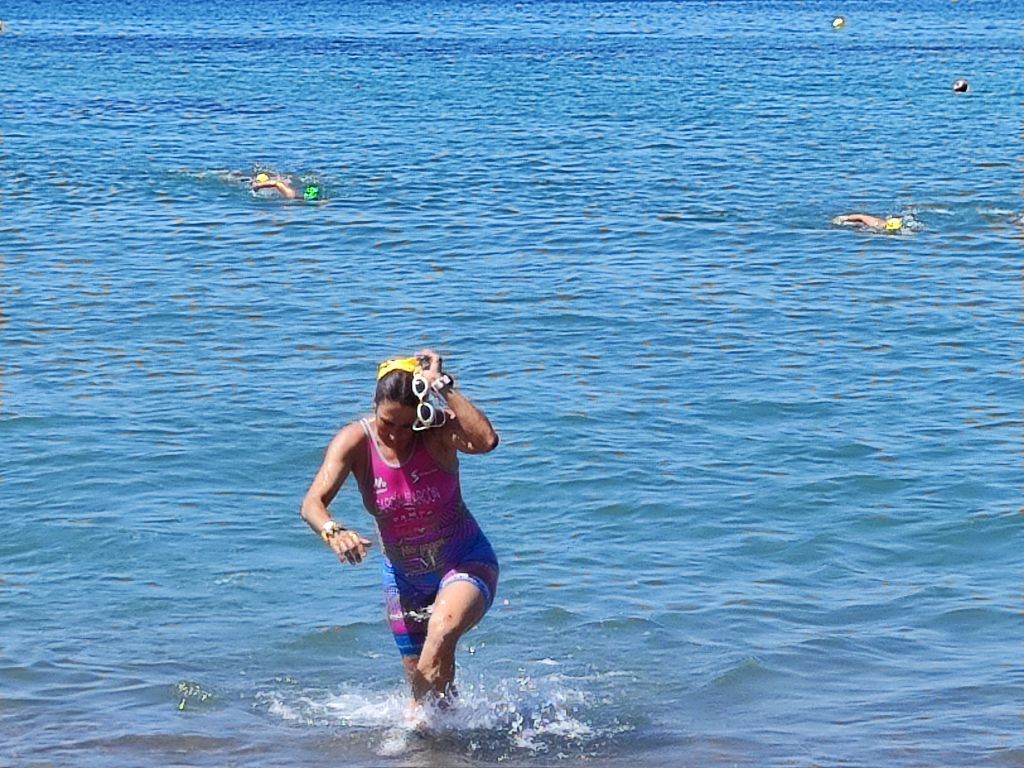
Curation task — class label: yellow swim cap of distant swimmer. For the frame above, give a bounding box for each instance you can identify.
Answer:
[376,357,420,380]
[885,217,904,231]
[255,173,270,184]
[832,17,845,28]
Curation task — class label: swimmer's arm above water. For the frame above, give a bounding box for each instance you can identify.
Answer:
[251,178,297,198]
[833,213,888,229]
[300,422,372,565]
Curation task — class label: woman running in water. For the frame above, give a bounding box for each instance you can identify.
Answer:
[300,349,499,706]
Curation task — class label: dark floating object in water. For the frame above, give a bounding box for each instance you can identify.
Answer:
[952,78,969,93]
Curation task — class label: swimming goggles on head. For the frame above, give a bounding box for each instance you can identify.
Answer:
[376,357,420,380]
[411,373,447,432]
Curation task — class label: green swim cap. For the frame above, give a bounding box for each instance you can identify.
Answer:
[303,185,320,201]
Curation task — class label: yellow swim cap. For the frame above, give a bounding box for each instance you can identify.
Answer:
[832,16,845,28]
[885,217,904,231]
[376,357,420,380]
[255,173,270,184]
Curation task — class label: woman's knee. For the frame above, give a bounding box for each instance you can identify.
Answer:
[425,584,487,646]
[425,610,464,649]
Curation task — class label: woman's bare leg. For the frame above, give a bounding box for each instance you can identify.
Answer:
[407,580,487,702]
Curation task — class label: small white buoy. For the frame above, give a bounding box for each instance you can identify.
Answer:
[832,16,846,29]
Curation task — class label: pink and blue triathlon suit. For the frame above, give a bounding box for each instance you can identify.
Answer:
[359,419,499,657]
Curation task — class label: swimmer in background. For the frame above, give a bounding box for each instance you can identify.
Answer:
[251,172,296,198]
[832,213,910,232]
[250,172,323,201]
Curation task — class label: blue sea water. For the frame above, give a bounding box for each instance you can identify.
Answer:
[2,1,1023,765]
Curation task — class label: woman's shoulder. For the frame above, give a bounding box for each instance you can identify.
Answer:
[329,419,371,452]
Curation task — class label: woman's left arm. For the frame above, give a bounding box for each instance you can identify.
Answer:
[416,349,499,454]
[441,387,500,454]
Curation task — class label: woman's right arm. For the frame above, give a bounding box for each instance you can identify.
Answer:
[300,422,373,564]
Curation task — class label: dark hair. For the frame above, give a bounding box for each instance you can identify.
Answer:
[374,370,418,407]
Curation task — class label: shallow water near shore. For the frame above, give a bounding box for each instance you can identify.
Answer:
[2,1,1023,766]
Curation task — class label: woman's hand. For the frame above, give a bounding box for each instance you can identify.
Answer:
[414,348,445,386]
[326,527,373,565]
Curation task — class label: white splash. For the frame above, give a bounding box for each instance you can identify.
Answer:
[257,671,611,759]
